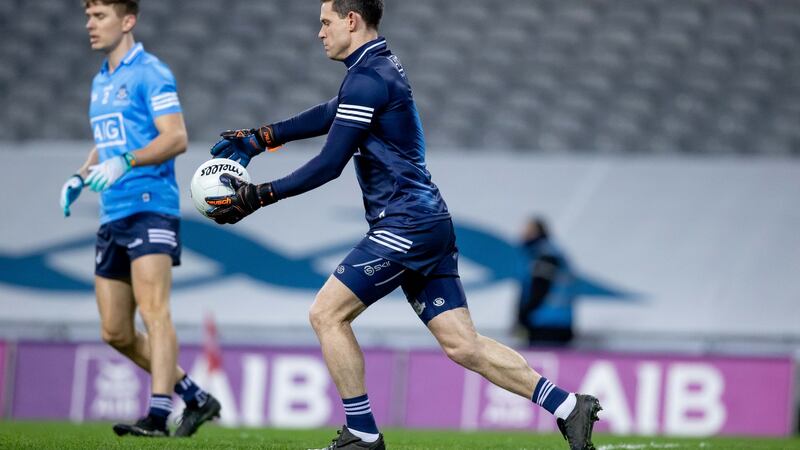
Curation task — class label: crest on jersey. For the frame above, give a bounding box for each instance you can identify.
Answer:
[387,55,406,78]
[113,84,131,107]
[115,84,128,100]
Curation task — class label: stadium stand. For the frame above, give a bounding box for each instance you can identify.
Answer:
[0,0,798,154]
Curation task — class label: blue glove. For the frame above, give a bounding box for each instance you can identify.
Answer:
[210,126,280,168]
[59,174,84,217]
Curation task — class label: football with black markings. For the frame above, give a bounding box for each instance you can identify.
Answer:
[190,159,251,217]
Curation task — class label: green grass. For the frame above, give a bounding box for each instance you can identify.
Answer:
[0,421,797,449]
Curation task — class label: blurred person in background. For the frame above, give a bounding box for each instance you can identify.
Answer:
[515,217,576,347]
[58,0,219,438]
[204,1,601,449]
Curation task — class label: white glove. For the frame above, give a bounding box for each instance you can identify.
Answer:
[85,153,135,192]
[59,174,84,217]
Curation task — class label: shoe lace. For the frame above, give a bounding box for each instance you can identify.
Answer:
[327,430,342,449]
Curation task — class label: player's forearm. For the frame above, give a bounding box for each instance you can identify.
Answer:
[270,97,337,145]
[77,147,98,178]
[130,129,188,166]
[270,124,362,199]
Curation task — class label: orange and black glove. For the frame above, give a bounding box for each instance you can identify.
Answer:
[205,173,277,224]
[209,125,281,167]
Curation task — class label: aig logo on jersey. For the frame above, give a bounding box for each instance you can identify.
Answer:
[91,113,127,148]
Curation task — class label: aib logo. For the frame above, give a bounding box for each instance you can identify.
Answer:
[91,113,127,148]
[0,218,634,302]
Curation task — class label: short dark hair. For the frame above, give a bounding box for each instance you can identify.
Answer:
[529,217,549,238]
[82,0,139,16]
[322,0,383,29]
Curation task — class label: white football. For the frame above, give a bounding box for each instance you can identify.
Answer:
[190,159,251,217]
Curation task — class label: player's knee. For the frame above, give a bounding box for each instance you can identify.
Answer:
[308,302,333,332]
[442,339,480,369]
[101,328,134,350]
[137,301,171,325]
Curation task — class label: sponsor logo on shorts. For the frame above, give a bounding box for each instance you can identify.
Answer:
[336,265,345,274]
[412,300,426,315]
[363,260,391,276]
[433,297,445,307]
[96,251,103,264]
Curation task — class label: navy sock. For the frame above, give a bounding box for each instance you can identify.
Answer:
[148,394,172,429]
[532,377,571,416]
[174,375,209,408]
[343,394,379,436]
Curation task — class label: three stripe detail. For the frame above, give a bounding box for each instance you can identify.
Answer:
[149,395,173,412]
[148,228,177,247]
[151,92,181,112]
[343,398,372,416]
[368,230,412,254]
[535,379,556,406]
[336,104,374,124]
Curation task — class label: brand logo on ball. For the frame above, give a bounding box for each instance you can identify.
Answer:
[433,297,445,307]
[201,163,245,178]
[190,159,251,218]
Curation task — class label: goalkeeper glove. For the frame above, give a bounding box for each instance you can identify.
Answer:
[59,174,84,217]
[209,125,281,167]
[205,173,277,224]
[85,152,136,192]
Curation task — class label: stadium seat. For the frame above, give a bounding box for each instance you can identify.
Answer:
[1,0,798,155]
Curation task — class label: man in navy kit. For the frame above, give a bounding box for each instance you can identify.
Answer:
[59,0,220,438]
[208,1,601,448]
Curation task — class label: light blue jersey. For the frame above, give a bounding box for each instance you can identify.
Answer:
[89,43,182,224]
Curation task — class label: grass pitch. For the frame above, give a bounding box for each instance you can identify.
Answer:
[0,421,797,449]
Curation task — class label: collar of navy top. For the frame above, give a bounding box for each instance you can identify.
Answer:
[100,42,144,75]
[343,36,387,70]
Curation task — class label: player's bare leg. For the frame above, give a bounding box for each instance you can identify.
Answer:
[101,254,175,436]
[309,276,368,398]
[309,276,384,449]
[427,307,540,396]
[95,276,186,381]
[428,307,601,450]
[131,254,177,396]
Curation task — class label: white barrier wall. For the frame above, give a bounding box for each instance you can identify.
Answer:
[1,143,798,347]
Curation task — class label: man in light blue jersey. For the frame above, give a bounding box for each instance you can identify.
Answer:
[207,1,601,449]
[59,0,219,438]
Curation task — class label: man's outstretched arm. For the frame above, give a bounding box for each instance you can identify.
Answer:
[210,97,338,166]
[270,123,364,199]
[270,97,338,144]
[205,123,365,224]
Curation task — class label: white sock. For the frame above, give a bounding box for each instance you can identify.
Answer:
[554,393,577,420]
[349,428,380,443]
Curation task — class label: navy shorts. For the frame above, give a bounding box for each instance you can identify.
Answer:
[334,219,467,324]
[95,212,181,280]
[355,219,458,276]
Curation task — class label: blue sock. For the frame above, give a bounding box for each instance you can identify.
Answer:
[532,377,576,420]
[343,394,379,440]
[148,394,172,429]
[174,375,209,408]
